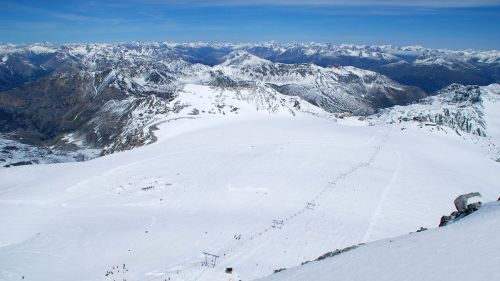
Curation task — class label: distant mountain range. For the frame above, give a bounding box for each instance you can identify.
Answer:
[0,42,499,162]
[2,42,499,93]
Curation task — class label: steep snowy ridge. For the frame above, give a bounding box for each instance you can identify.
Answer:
[175,84,323,117]
[212,51,425,115]
[220,51,273,67]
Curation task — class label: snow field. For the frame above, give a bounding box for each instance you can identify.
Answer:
[0,114,498,281]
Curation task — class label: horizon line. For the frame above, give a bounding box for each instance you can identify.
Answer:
[1,41,499,52]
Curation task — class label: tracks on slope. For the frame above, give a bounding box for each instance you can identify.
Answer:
[143,127,392,281]
[362,151,401,243]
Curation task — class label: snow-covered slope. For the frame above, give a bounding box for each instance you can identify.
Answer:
[0,111,498,281]
[258,200,500,281]
[0,42,499,281]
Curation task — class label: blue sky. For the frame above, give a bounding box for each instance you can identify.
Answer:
[1,0,499,49]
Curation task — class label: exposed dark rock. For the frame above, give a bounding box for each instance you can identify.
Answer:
[416,227,428,232]
[439,201,482,227]
[2,145,19,151]
[4,160,38,167]
[315,245,359,261]
[300,244,360,266]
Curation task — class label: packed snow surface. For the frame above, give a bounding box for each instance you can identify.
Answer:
[0,113,498,281]
[258,201,500,281]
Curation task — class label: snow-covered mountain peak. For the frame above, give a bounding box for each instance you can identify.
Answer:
[220,50,272,67]
[482,83,500,96]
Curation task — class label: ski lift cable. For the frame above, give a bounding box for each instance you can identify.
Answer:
[141,128,391,281]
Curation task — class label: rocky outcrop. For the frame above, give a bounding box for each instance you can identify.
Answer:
[439,193,483,227]
[300,244,361,266]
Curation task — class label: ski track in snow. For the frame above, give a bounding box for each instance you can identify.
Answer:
[142,128,391,281]
[2,114,499,281]
[257,201,500,281]
[67,129,378,194]
[33,121,386,281]
[362,151,401,243]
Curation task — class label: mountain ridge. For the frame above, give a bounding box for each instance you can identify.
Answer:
[0,46,427,158]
